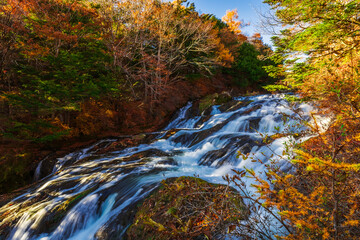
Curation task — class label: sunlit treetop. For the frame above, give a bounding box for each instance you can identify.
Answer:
[221,9,242,35]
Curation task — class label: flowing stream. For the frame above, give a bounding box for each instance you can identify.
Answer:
[0,94,326,240]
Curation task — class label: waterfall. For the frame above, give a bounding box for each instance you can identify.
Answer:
[0,94,328,240]
[33,160,43,182]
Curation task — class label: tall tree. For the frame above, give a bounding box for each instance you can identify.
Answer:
[109,0,228,105]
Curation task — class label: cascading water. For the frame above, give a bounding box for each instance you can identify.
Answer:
[0,94,328,240]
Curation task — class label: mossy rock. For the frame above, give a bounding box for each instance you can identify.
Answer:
[39,186,98,233]
[199,92,232,114]
[126,176,248,240]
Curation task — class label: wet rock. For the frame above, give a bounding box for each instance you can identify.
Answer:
[248,117,262,132]
[95,134,158,155]
[243,104,262,115]
[37,156,57,180]
[218,100,251,113]
[156,158,178,166]
[166,102,200,125]
[172,111,248,147]
[92,149,176,175]
[160,129,182,139]
[187,101,201,118]
[94,179,160,240]
[122,149,171,162]
[90,140,116,153]
[199,135,265,167]
[171,124,224,147]
[95,223,127,240]
[194,115,212,128]
[199,148,230,166]
[171,132,193,146]
[238,142,254,155]
[202,106,214,116]
[170,150,184,157]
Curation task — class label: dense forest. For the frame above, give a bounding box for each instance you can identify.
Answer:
[0,0,273,143]
[1,0,360,239]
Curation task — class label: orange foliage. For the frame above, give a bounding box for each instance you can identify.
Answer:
[73,99,117,136]
[217,27,247,61]
[6,0,101,59]
[222,9,242,35]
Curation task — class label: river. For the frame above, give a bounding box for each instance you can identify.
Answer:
[0,94,325,240]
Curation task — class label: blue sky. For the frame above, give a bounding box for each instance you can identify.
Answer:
[188,0,274,46]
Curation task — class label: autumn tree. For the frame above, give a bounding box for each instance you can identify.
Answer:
[222,9,242,35]
[225,0,360,239]
[0,0,25,92]
[107,0,229,106]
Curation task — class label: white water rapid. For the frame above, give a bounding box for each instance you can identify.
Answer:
[0,94,327,240]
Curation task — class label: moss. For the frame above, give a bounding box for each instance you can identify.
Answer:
[215,93,232,105]
[262,84,291,92]
[199,93,232,113]
[57,187,96,212]
[126,176,248,240]
[44,187,98,232]
[199,94,217,113]
[284,95,300,102]
[132,134,146,141]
